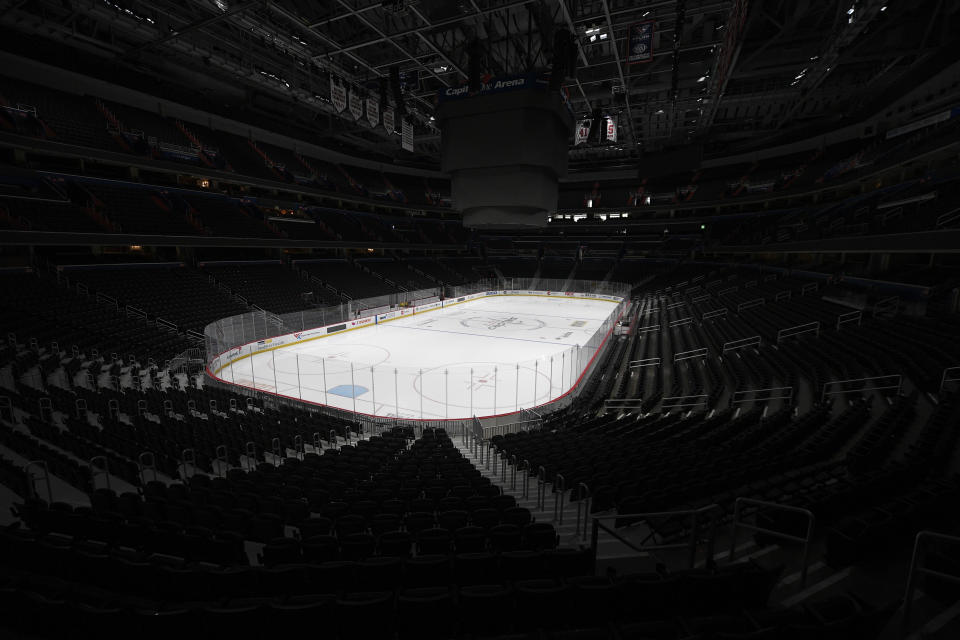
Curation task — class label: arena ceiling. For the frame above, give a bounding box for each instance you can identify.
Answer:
[2,0,958,171]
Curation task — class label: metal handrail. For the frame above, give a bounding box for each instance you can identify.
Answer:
[553,473,566,524]
[215,445,229,478]
[902,530,960,631]
[590,504,721,570]
[940,366,960,396]
[575,482,592,542]
[521,459,530,499]
[90,455,111,491]
[500,452,507,483]
[510,455,517,490]
[271,437,283,466]
[138,452,158,485]
[180,448,196,479]
[25,460,53,503]
[244,441,257,471]
[729,498,815,587]
[537,466,546,511]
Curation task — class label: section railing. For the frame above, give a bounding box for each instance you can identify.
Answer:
[821,374,902,403]
[590,504,721,570]
[902,531,960,631]
[728,498,815,587]
[575,482,592,542]
[939,366,960,397]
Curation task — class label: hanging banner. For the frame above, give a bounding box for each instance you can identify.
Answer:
[330,78,347,112]
[574,119,592,145]
[383,107,395,134]
[606,117,617,142]
[626,21,654,64]
[366,97,380,127]
[349,90,363,121]
[401,118,414,152]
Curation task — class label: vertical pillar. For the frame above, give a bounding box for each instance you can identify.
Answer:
[470,368,474,418]
[271,350,278,393]
[350,363,357,414]
[419,368,424,419]
[322,358,328,405]
[515,363,520,411]
[394,367,399,418]
[295,354,301,399]
[533,359,539,406]
[444,369,449,420]
[493,366,498,416]
[549,356,554,401]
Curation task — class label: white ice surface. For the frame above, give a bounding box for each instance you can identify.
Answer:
[217,295,618,420]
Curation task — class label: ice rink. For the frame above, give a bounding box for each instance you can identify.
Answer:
[214,295,620,419]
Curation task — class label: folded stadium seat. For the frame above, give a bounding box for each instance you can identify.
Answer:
[566,576,624,627]
[405,511,436,534]
[514,579,572,631]
[438,509,470,531]
[335,591,395,638]
[321,500,350,520]
[380,498,406,516]
[683,614,759,637]
[260,537,301,566]
[268,594,335,626]
[403,554,451,588]
[491,494,518,512]
[378,530,413,557]
[490,524,523,553]
[617,573,675,621]
[355,556,404,591]
[370,513,402,537]
[397,586,457,640]
[282,499,310,525]
[335,513,367,538]
[438,496,465,512]
[298,515,333,538]
[450,485,474,499]
[303,560,356,596]
[340,532,376,561]
[523,522,559,550]
[416,527,453,555]
[262,565,309,597]
[133,606,200,640]
[458,584,515,636]
[455,552,499,586]
[465,495,492,513]
[248,513,284,543]
[472,507,501,531]
[200,603,265,637]
[454,525,487,553]
[221,508,254,536]
[302,534,341,563]
[501,550,546,582]
[502,506,533,527]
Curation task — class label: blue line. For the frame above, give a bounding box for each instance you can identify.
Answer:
[385,324,576,346]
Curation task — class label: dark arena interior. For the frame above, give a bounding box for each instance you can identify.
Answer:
[2,0,960,638]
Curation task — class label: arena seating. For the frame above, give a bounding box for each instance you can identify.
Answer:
[201,262,320,314]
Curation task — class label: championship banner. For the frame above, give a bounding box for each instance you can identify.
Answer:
[574,119,591,145]
[366,97,380,127]
[349,90,363,121]
[383,107,395,134]
[401,118,414,152]
[606,117,617,142]
[330,78,347,112]
[626,21,654,64]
